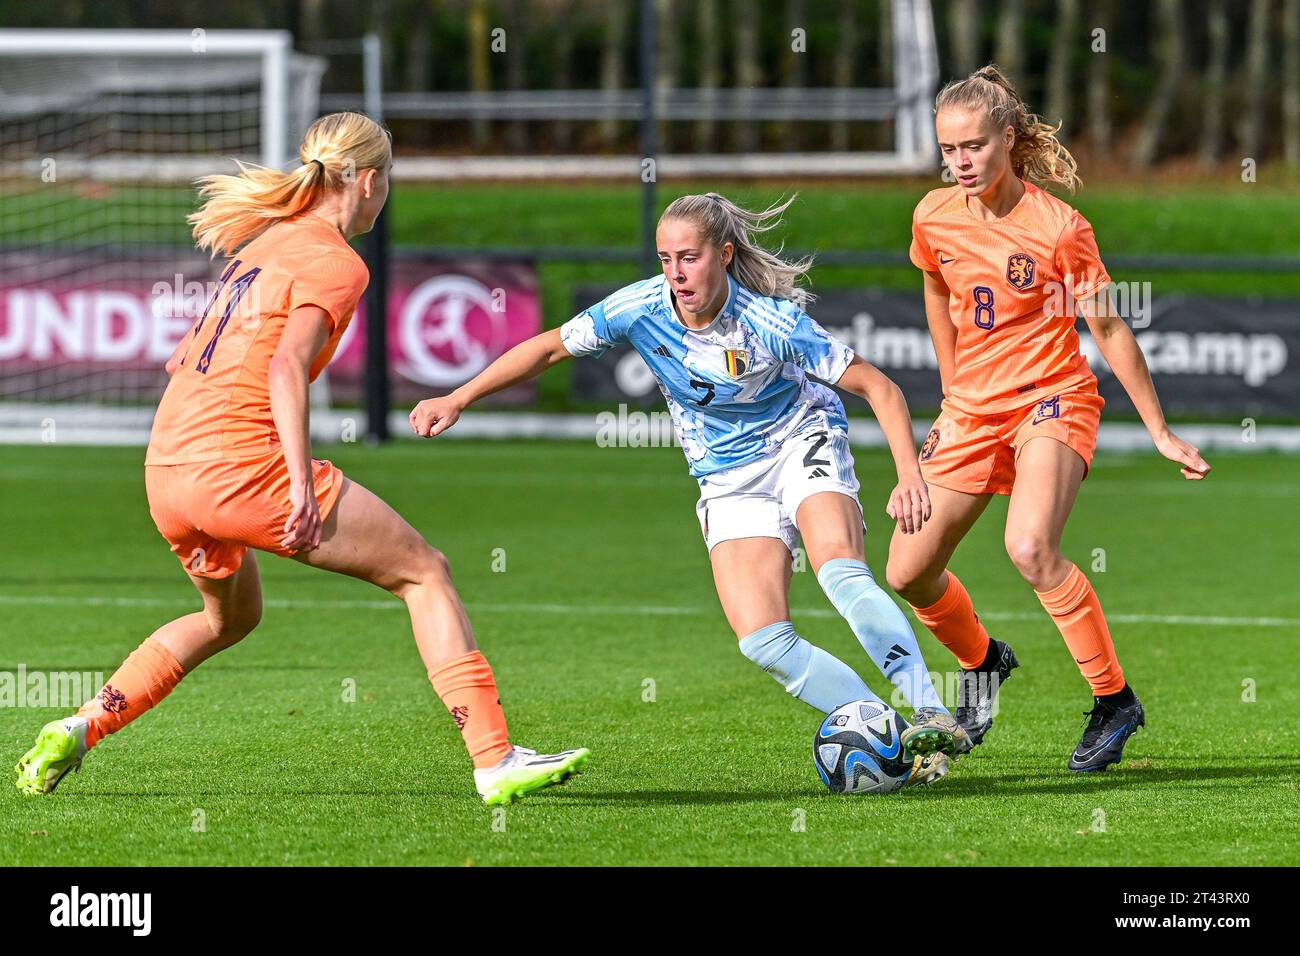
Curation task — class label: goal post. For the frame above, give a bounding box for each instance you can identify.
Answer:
[0,29,300,179]
[0,29,328,441]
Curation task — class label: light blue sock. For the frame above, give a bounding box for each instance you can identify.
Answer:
[816,558,947,713]
[738,621,882,714]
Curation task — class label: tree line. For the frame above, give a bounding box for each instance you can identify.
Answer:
[9,0,1299,165]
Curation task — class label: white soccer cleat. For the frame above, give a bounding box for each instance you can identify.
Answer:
[473,744,591,806]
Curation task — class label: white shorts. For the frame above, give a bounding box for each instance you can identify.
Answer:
[695,426,863,554]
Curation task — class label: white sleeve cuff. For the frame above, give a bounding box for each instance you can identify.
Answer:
[559,313,611,357]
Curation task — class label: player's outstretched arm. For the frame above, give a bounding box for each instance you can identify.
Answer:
[835,355,932,535]
[410,327,572,438]
[1079,288,1211,481]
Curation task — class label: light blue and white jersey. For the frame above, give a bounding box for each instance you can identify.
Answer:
[560,273,855,478]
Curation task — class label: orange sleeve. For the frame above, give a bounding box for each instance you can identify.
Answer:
[287,253,370,334]
[1054,211,1110,300]
[908,205,941,272]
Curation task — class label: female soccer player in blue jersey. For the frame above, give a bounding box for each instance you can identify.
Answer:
[412,193,966,783]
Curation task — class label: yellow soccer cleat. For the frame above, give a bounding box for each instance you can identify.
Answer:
[473,745,590,806]
[15,716,88,795]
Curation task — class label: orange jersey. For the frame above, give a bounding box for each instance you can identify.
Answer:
[145,212,369,465]
[909,180,1110,415]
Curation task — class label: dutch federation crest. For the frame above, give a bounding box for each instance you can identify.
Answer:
[1032,395,1061,424]
[919,427,941,461]
[1007,252,1036,290]
[723,349,748,377]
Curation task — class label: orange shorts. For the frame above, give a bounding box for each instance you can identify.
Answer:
[918,386,1105,497]
[145,451,346,579]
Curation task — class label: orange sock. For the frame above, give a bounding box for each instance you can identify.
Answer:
[1036,564,1126,695]
[76,638,186,749]
[909,571,992,670]
[427,650,512,769]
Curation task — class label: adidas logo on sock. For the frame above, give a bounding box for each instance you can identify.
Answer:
[884,643,910,665]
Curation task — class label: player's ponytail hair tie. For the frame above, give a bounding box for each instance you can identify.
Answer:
[188,111,391,257]
[935,63,1081,194]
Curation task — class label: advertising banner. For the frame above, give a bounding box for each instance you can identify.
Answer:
[0,250,541,405]
[571,286,1296,417]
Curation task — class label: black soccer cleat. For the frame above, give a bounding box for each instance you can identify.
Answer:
[953,639,1019,747]
[1068,692,1145,772]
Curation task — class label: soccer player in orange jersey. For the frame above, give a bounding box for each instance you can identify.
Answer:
[15,112,587,804]
[888,66,1211,771]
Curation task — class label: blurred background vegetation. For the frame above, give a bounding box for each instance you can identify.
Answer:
[3,0,1297,172]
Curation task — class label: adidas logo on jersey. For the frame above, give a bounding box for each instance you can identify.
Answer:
[652,345,672,359]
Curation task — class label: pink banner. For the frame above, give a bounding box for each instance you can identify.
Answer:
[328,256,540,404]
[0,251,540,405]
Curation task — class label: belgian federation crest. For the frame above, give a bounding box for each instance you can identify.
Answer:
[723,349,749,377]
[1007,253,1036,290]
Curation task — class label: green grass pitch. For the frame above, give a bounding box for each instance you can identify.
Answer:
[1,439,1297,865]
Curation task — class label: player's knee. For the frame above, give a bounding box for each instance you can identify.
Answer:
[411,544,453,591]
[1005,535,1055,584]
[807,540,857,572]
[886,559,949,607]
[885,560,923,598]
[207,601,261,646]
[384,539,454,600]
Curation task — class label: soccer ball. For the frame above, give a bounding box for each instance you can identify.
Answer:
[814,699,916,795]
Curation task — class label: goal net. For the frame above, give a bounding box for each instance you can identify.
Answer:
[0,30,326,443]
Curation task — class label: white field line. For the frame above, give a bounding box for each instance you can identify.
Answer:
[4,405,1300,452]
[0,593,1294,629]
[1,461,1294,499]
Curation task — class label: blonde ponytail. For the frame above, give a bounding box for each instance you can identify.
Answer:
[660,192,815,306]
[936,64,1082,193]
[188,111,392,257]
